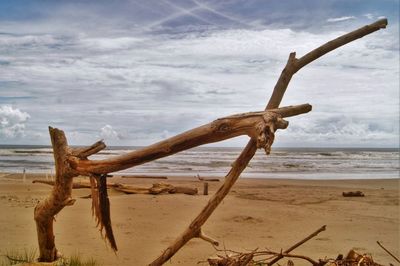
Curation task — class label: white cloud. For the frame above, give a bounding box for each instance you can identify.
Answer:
[0,105,30,138]
[363,13,375,20]
[100,125,120,140]
[326,16,356,23]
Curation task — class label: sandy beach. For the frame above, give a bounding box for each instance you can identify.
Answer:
[0,173,398,265]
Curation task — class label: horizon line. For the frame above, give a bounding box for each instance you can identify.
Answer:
[0,144,398,150]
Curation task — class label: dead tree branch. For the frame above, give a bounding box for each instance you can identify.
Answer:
[376,241,400,263]
[150,18,387,265]
[266,18,387,109]
[68,104,310,175]
[267,225,326,265]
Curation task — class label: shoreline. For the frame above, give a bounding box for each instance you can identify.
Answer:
[1,171,399,180]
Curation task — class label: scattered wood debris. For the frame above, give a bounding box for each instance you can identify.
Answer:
[206,226,390,266]
[114,182,198,195]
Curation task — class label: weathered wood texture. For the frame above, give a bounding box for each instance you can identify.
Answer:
[149,18,388,266]
[34,127,76,262]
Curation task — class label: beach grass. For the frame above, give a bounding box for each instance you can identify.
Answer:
[0,248,99,266]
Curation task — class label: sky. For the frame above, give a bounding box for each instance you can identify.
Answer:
[0,0,399,148]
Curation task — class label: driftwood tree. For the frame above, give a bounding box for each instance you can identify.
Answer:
[33,18,388,264]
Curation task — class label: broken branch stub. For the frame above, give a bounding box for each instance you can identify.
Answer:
[34,129,118,262]
[34,127,77,262]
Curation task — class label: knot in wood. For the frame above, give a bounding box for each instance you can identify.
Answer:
[256,112,289,155]
[212,120,231,133]
[255,122,275,155]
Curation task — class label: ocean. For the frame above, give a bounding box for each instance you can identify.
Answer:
[0,145,398,180]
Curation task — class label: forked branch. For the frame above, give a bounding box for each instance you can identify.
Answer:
[150,18,388,265]
[34,104,310,262]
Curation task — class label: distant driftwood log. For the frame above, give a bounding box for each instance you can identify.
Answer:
[342,191,365,197]
[114,183,198,195]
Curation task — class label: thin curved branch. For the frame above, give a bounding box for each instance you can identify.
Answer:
[267,225,326,266]
[266,18,387,109]
[294,18,387,71]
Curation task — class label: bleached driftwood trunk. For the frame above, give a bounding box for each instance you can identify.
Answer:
[34,128,77,261]
[33,18,388,264]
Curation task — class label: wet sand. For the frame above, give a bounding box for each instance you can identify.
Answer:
[0,173,399,265]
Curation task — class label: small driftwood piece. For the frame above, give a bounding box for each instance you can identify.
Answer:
[114,183,198,195]
[150,18,388,266]
[203,182,209,195]
[197,175,220,182]
[342,191,365,197]
[327,249,384,266]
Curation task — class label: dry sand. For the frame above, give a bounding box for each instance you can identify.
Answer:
[0,173,399,265]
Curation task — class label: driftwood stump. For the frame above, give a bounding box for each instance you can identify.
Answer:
[34,128,77,261]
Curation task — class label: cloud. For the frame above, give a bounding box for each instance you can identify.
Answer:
[0,1,398,147]
[0,105,30,138]
[326,16,356,23]
[100,125,121,140]
[363,13,375,20]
